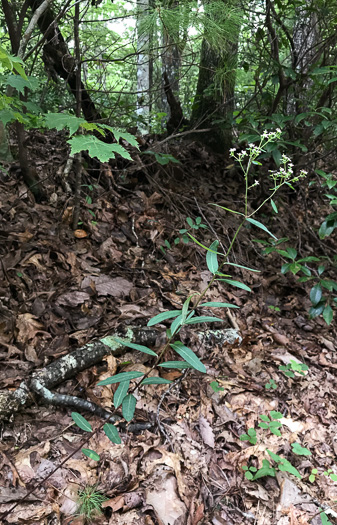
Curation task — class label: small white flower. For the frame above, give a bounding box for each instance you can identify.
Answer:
[229,148,236,153]
[254,180,259,185]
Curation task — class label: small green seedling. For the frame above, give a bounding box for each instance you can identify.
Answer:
[240,427,257,445]
[210,380,225,393]
[279,360,309,378]
[77,485,108,522]
[309,468,318,483]
[324,469,337,482]
[160,216,208,253]
[265,378,277,390]
[242,459,275,481]
[268,305,280,312]
[258,411,283,436]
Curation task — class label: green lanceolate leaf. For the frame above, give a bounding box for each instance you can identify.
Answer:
[158,361,194,369]
[181,296,192,323]
[122,394,137,422]
[147,310,182,327]
[111,337,157,357]
[114,380,130,408]
[291,443,311,456]
[206,240,219,273]
[171,314,183,335]
[103,424,122,444]
[184,315,223,325]
[170,342,206,373]
[82,448,100,461]
[210,203,244,216]
[271,199,278,213]
[98,371,144,386]
[71,412,92,432]
[246,217,277,239]
[217,279,252,292]
[141,377,172,385]
[225,262,260,272]
[200,302,240,308]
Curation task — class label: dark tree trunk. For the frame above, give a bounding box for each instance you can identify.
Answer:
[191,37,238,153]
[29,0,102,123]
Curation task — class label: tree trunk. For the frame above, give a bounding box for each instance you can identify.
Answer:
[191,37,238,153]
[136,0,153,134]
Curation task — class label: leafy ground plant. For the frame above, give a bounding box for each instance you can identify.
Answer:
[70,128,308,465]
[76,485,108,523]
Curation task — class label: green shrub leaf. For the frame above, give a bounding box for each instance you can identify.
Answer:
[82,448,100,461]
[147,310,182,326]
[103,424,122,444]
[111,337,157,357]
[246,217,277,239]
[206,240,219,273]
[170,342,206,373]
[200,302,240,308]
[122,394,137,422]
[184,315,223,325]
[141,377,172,385]
[158,361,194,369]
[98,371,143,386]
[217,278,252,291]
[310,284,322,305]
[323,305,333,325]
[113,380,130,408]
[71,412,92,432]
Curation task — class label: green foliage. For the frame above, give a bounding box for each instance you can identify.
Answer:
[160,216,208,254]
[77,485,108,522]
[258,411,283,437]
[279,360,309,378]
[240,427,257,445]
[265,378,277,390]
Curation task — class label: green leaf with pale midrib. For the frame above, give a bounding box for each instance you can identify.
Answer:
[170,342,206,373]
[98,371,143,386]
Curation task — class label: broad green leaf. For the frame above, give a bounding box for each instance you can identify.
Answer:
[209,380,225,392]
[82,448,100,461]
[45,113,85,135]
[184,316,223,325]
[114,380,130,408]
[170,342,206,373]
[158,361,194,369]
[217,278,252,292]
[141,377,172,385]
[97,371,144,386]
[5,74,39,94]
[286,247,297,259]
[68,135,132,162]
[111,337,157,357]
[253,459,275,480]
[323,305,333,325]
[200,302,240,308]
[103,423,122,444]
[147,310,182,327]
[246,217,277,240]
[291,443,311,456]
[271,199,278,213]
[320,511,332,525]
[99,124,139,148]
[310,284,322,305]
[270,411,283,419]
[206,241,219,273]
[278,460,301,479]
[71,412,92,432]
[122,394,137,422]
[266,449,281,463]
[0,109,16,126]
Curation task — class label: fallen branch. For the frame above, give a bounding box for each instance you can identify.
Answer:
[0,327,158,427]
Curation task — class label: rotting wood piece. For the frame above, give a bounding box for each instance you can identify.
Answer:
[0,327,158,425]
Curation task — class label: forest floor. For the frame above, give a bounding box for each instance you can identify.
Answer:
[0,130,337,525]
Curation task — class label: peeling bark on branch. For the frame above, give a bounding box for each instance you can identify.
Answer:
[0,327,158,423]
